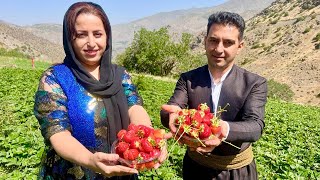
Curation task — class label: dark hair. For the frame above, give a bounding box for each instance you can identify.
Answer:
[207,11,245,41]
[65,2,110,41]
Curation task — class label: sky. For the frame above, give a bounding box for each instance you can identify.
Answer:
[0,0,227,26]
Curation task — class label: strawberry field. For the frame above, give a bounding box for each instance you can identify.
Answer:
[0,58,319,179]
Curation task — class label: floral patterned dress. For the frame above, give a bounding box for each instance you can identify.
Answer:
[34,64,141,180]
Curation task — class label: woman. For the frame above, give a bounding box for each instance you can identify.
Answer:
[34,2,153,179]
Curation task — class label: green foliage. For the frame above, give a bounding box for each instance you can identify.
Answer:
[1,66,319,179]
[303,27,311,34]
[267,79,294,101]
[0,68,45,180]
[0,48,30,59]
[255,99,320,179]
[116,27,206,77]
[313,33,320,42]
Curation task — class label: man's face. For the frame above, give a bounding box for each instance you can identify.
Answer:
[205,24,244,71]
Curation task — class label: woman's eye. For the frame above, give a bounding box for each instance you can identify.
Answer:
[94,33,102,38]
[76,33,86,38]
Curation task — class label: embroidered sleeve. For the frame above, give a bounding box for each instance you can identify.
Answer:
[34,68,71,144]
[122,70,143,107]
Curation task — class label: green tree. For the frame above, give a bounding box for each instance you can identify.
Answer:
[116,27,205,77]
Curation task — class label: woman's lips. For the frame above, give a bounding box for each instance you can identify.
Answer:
[84,50,98,56]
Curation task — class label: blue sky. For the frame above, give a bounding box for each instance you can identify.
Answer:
[1,0,227,26]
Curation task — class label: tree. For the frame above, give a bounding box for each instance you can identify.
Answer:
[116,27,205,77]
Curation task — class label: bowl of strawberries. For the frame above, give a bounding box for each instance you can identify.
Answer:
[111,124,167,171]
[173,103,223,148]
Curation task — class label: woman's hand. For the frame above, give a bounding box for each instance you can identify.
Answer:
[88,152,138,177]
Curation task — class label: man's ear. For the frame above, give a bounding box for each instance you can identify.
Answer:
[237,40,244,54]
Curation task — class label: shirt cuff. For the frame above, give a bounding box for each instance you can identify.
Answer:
[222,121,230,141]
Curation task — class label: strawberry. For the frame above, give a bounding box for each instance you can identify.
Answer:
[197,103,211,114]
[139,151,151,161]
[150,148,161,158]
[138,125,154,138]
[136,126,146,138]
[153,129,165,139]
[211,125,222,137]
[199,123,212,139]
[202,113,214,126]
[145,161,155,169]
[123,149,139,161]
[117,129,127,140]
[123,130,138,143]
[130,139,141,149]
[116,141,129,154]
[141,138,154,152]
[192,110,204,123]
[128,123,139,132]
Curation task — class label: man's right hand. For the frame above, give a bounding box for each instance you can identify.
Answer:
[161,104,181,139]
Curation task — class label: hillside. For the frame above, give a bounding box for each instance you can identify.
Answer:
[240,0,320,106]
[0,22,64,62]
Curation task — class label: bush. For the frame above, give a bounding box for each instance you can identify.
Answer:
[267,79,294,101]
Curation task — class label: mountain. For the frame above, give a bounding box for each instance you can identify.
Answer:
[0,0,276,61]
[112,0,276,57]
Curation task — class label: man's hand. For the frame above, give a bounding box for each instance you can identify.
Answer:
[191,120,229,153]
[161,104,181,139]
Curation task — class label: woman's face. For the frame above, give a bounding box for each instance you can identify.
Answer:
[72,13,107,68]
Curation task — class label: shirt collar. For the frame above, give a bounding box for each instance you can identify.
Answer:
[208,66,232,85]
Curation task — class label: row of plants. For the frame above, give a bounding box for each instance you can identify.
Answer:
[0,58,319,179]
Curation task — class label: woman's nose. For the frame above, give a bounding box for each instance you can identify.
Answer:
[87,35,95,47]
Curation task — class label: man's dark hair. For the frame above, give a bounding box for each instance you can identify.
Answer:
[207,11,245,40]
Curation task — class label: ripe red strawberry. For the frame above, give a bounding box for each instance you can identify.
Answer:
[139,152,151,161]
[116,141,129,153]
[123,149,139,160]
[197,103,211,114]
[192,110,204,123]
[130,139,141,149]
[141,138,154,152]
[117,129,127,140]
[123,130,137,143]
[150,148,161,158]
[128,123,139,132]
[138,125,154,138]
[211,125,222,137]
[199,123,212,139]
[202,113,214,126]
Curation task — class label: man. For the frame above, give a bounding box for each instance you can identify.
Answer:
[161,11,267,180]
